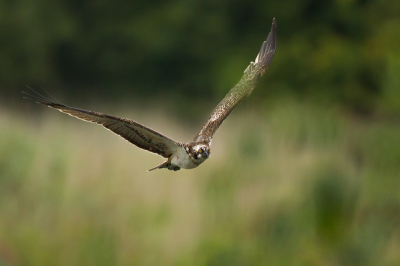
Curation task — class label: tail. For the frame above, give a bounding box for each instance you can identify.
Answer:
[147,161,170,171]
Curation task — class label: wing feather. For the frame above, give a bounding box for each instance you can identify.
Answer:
[23,89,184,158]
[194,18,277,143]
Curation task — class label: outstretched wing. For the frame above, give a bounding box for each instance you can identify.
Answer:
[23,88,184,158]
[194,18,277,144]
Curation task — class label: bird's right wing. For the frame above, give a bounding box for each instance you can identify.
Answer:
[194,18,277,144]
[23,88,185,158]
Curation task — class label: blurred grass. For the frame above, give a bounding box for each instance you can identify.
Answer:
[1,99,400,266]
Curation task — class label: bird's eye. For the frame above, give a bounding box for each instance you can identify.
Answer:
[209,150,211,154]
[199,148,203,153]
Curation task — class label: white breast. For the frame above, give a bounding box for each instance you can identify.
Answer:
[170,148,198,169]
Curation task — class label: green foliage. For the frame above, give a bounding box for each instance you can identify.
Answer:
[3,100,400,265]
[2,0,400,264]
[2,0,400,114]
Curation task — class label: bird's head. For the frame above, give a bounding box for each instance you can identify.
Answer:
[185,142,211,161]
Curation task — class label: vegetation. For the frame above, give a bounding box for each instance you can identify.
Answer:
[1,0,400,113]
[1,0,400,265]
[1,99,400,265]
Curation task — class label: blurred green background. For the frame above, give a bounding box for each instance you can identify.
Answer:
[1,0,400,265]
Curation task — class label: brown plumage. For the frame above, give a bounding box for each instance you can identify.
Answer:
[194,17,277,144]
[23,18,277,171]
[24,89,185,159]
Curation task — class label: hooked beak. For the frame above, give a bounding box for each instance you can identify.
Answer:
[203,151,209,158]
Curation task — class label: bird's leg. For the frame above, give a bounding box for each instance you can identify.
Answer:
[167,164,180,171]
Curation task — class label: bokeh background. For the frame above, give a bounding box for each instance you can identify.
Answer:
[1,0,400,265]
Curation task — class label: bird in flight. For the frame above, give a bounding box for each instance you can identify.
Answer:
[24,18,277,171]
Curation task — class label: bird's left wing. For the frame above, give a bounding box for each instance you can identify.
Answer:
[23,89,185,158]
[194,18,277,144]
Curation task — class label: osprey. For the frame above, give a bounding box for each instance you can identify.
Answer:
[24,18,277,171]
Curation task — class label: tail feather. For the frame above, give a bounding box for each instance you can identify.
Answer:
[147,161,169,171]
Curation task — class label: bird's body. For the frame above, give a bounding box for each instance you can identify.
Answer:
[170,149,198,169]
[24,18,277,171]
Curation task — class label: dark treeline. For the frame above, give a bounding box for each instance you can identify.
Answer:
[1,0,399,114]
